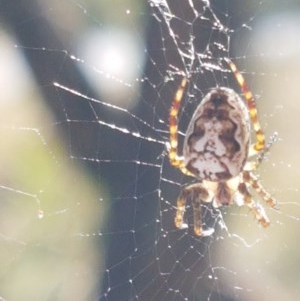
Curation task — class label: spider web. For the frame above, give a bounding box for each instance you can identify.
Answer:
[1,0,300,301]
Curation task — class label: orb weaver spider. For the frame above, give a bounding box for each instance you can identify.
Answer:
[168,58,277,236]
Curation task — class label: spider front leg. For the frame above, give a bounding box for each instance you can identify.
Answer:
[238,170,277,227]
[243,171,277,209]
[175,183,214,236]
[237,181,270,227]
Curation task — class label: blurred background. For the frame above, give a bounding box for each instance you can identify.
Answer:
[0,1,299,301]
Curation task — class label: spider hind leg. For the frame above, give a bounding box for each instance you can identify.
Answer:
[226,58,265,153]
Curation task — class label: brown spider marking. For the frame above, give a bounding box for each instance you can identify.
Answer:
[168,59,277,236]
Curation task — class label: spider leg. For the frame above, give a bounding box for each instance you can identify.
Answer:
[254,131,278,167]
[244,131,278,171]
[175,183,212,236]
[237,180,270,227]
[238,170,277,227]
[169,78,193,176]
[225,58,265,154]
[243,171,278,209]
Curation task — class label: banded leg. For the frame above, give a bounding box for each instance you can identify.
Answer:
[169,78,193,176]
[243,171,277,209]
[245,132,278,171]
[175,183,210,236]
[237,181,270,227]
[225,58,265,153]
[254,132,278,167]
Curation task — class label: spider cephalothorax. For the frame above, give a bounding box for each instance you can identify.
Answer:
[168,59,277,236]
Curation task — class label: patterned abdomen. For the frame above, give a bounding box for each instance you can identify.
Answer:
[183,87,250,181]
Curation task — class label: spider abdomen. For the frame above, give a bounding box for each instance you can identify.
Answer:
[183,87,250,181]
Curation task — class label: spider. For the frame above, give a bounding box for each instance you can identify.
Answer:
[168,58,277,236]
